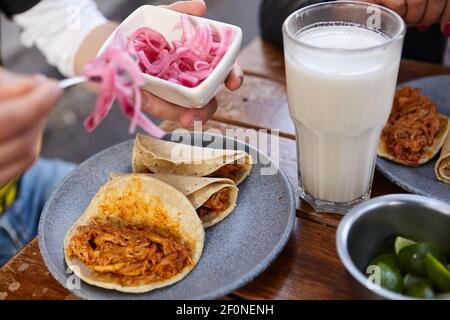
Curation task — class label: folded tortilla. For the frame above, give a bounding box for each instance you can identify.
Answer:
[132,133,253,184]
[64,175,204,293]
[112,173,238,228]
[378,115,450,166]
[435,131,450,183]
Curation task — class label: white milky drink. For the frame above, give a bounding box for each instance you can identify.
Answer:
[285,24,402,207]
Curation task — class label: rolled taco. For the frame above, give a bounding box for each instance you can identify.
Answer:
[378,115,450,165]
[132,133,253,184]
[378,87,450,166]
[435,132,450,184]
[112,173,238,228]
[64,175,204,293]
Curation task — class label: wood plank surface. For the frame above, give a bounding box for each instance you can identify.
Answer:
[238,38,286,83]
[214,75,294,138]
[161,120,404,228]
[219,37,449,225]
[2,37,450,300]
[235,219,354,300]
[398,59,450,83]
[0,121,353,300]
[229,38,450,143]
[238,38,450,84]
[0,217,351,300]
[0,238,77,300]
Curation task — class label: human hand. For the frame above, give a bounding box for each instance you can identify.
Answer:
[141,0,244,128]
[0,69,62,185]
[362,0,450,35]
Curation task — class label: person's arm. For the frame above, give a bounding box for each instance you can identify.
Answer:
[13,0,109,77]
[73,0,243,128]
[0,69,62,185]
[260,0,448,64]
[13,0,243,127]
[73,22,118,76]
[357,0,449,63]
[361,1,449,33]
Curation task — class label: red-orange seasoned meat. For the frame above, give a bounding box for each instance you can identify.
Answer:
[381,87,441,165]
[66,220,192,286]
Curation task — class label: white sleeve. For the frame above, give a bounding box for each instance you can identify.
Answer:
[13,0,108,77]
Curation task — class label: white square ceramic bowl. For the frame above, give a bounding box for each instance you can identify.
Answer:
[98,5,242,108]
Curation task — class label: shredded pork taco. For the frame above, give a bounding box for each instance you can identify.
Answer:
[435,132,450,184]
[64,175,204,293]
[378,87,450,166]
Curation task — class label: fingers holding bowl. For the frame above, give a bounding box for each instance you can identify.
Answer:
[178,98,218,128]
[225,63,244,91]
[164,0,207,17]
[403,0,427,26]
[141,91,218,128]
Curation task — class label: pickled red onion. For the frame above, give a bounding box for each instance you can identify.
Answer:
[82,46,165,137]
[80,15,233,137]
[128,14,234,88]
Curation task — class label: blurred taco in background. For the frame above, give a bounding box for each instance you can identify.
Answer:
[378,87,450,166]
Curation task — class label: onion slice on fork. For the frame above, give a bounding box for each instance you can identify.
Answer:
[82,46,165,138]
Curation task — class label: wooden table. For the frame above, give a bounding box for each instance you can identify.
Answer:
[1,38,450,300]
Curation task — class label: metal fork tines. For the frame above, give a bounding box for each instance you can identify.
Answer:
[58,76,88,89]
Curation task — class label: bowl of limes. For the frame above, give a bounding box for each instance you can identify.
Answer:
[336,194,450,300]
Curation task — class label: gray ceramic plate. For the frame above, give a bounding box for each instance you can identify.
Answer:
[38,132,296,300]
[376,75,450,204]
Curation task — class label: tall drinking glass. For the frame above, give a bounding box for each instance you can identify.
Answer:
[282,1,405,214]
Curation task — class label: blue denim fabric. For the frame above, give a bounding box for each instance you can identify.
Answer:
[0,158,75,266]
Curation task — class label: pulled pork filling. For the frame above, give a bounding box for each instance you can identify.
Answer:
[209,164,245,182]
[66,220,192,286]
[381,87,441,165]
[197,188,230,219]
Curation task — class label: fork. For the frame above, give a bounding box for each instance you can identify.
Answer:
[58,73,134,89]
[58,76,90,89]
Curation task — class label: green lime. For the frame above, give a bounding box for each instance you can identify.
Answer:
[398,242,446,277]
[405,280,435,299]
[425,253,450,293]
[404,273,427,289]
[370,253,400,270]
[395,236,416,255]
[367,253,403,293]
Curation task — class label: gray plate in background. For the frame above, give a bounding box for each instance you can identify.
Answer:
[376,75,450,203]
[38,132,296,299]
